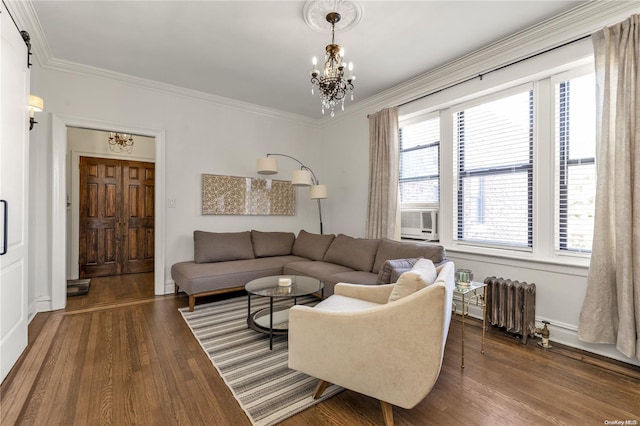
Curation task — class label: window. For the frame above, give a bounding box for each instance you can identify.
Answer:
[453,88,533,249]
[399,116,440,204]
[555,73,596,253]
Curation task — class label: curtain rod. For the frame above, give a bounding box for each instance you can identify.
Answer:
[392,33,592,110]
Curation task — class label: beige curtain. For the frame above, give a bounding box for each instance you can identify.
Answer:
[366,107,400,239]
[578,15,640,361]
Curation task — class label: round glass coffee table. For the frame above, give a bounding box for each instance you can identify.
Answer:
[245,275,324,350]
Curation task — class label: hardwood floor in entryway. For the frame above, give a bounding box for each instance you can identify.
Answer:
[65,272,155,312]
[2,290,639,425]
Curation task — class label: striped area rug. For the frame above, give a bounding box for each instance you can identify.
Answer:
[179,295,343,426]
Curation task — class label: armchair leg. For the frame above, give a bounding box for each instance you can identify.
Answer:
[312,380,331,399]
[380,401,394,426]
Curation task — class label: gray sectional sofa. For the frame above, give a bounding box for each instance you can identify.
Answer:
[171,229,446,311]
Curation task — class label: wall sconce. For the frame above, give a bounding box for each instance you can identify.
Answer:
[257,153,327,234]
[28,95,43,131]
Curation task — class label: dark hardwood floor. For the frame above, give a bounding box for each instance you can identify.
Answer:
[2,280,639,425]
[65,272,155,312]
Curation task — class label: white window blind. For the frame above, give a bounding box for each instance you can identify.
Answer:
[555,73,596,253]
[453,88,533,249]
[399,117,440,204]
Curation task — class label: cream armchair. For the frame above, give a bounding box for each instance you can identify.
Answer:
[288,262,455,426]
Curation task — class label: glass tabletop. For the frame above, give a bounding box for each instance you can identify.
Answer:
[454,280,487,294]
[245,275,323,298]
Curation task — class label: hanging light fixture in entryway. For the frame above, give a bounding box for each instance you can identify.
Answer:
[108,132,134,153]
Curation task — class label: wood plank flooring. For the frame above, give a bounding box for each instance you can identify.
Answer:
[2,283,640,425]
[65,272,155,312]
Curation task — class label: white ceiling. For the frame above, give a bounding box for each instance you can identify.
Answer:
[28,0,586,119]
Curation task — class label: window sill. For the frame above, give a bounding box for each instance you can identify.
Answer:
[444,243,590,273]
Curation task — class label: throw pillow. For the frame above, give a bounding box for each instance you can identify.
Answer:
[193,230,255,263]
[387,258,438,302]
[376,258,420,284]
[291,230,335,260]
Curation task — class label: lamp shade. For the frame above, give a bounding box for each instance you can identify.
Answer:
[29,95,44,112]
[291,169,313,187]
[257,157,278,175]
[310,184,328,199]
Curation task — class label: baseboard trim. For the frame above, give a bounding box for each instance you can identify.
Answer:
[28,297,53,323]
[456,295,640,368]
[164,279,176,295]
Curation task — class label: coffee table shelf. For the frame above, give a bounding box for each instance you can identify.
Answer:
[245,275,324,349]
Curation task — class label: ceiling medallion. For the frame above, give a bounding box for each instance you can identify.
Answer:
[303,0,362,32]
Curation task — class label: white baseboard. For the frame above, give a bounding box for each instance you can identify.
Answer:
[28,297,53,323]
[455,294,640,367]
[164,279,176,295]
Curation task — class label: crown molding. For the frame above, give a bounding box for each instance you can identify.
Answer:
[323,0,640,126]
[42,57,320,126]
[4,0,320,127]
[7,0,639,127]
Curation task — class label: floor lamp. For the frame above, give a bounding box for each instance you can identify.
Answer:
[257,153,328,234]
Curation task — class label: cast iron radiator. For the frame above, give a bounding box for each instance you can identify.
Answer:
[484,277,536,344]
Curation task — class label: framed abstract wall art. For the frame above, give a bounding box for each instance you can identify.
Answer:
[201,174,295,215]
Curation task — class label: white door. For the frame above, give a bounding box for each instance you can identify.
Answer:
[0,3,30,383]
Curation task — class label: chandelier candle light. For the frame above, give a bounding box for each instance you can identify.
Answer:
[310,12,355,117]
[257,154,327,234]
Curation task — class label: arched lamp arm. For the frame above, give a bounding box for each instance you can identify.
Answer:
[266,153,320,185]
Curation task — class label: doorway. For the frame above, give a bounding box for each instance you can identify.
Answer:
[50,117,165,312]
[78,157,155,278]
[62,126,160,312]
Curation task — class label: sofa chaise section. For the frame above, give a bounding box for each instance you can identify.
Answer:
[172,255,306,311]
[173,230,304,311]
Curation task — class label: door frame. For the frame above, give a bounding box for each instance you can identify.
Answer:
[51,114,166,310]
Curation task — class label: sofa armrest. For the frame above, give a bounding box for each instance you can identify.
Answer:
[334,282,395,304]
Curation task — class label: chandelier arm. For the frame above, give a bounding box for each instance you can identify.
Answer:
[266,153,320,184]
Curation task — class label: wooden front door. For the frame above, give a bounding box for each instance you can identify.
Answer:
[79,157,154,278]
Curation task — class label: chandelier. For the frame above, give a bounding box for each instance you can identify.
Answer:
[310,12,355,117]
[108,132,134,153]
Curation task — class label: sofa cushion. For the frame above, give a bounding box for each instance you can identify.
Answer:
[376,258,420,284]
[388,259,437,302]
[292,230,335,260]
[251,230,296,257]
[193,230,255,263]
[372,238,445,273]
[325,270,379,286]
[283,260,354,280]
[323,234,381,272]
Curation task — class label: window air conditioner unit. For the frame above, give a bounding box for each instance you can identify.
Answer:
[401,208,439,241]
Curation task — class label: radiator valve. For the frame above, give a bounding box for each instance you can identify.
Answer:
[534,321,552,349]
